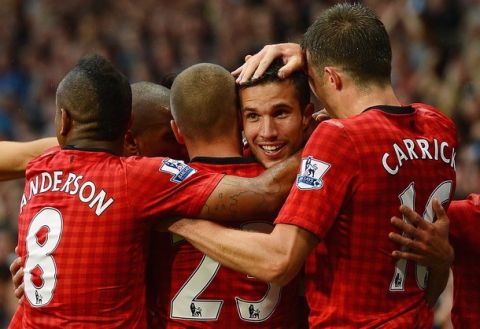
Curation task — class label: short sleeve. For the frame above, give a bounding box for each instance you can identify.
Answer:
[275,121,359,239]
[126,157,224,220]
[449,194,480,251]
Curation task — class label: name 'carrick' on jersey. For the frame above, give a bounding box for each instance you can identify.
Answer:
[10,147,223,329]
[147,157,300,329]
[275,104,457,328]
[449,194,480,329]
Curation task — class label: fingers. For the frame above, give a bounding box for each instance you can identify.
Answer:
[388,231,415,249]
[251,49,279,80]
[236,52,263,84]
[390,216,424,240]
[12,266,24,291]
[432,198,447,223]
[15,282,25,300]
[13,267,25,300]
[277,55,303,79]
[391,250,423,264]
[399,205,429,229]
[9,256,21,278]
[312,109,330,123]
[233,43,303,84]
[388,229,428,252]
[231,64,244,77]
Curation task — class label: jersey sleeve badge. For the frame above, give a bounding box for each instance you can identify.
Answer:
[296,156,330,190]
[160,159,197,183]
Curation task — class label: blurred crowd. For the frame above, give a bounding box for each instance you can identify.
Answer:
[0,0,478,327]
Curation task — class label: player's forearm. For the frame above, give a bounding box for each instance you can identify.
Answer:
[169,219,291,284]
[426,265,450,308]
[200,152,300,221]
[0,138,57,181]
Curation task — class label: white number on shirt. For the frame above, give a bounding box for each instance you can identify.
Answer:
[236,222,282,321]
[390,181,452,291]
[170,222,281,322]
[170,254,223,320]
[24,207,63,306]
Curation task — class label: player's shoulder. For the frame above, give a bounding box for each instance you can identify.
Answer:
[32,145,61,160]
[307,119,351,152]
[126,156,202,183]
[125,155,176,174]
[411,103,456,128]
[27,145,61,169]
[468,193,480,207]
[449,194,480,246]
[450,193,480,213]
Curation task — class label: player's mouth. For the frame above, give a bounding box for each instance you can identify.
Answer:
[258,143,286,156]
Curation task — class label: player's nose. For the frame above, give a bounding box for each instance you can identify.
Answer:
[259,117,278,139]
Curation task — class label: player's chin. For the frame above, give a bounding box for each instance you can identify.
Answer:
[258,152,289,169]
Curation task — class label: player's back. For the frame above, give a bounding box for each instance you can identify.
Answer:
[12,148,221,328]
[147,157,300,329]
[449,194,480,328]
[294,104,457,328]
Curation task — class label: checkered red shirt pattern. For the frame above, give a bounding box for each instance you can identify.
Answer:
[449,194,480,328]
[147,158,301,328]
[275,104,457,328]
[10,149,222,329]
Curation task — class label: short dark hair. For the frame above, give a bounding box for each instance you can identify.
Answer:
[56,54,132,141]
[301,3,392,87]
[170,63,238,141]
[130,81,171,136]
[240,58,310,111]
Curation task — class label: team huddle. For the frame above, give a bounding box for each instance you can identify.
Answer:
[2,3,478,329]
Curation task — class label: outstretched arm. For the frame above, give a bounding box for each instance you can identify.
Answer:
[389,199,453,308]
[199,152,300,221]
[0,137,57,181]
[232,43,305,84]
[169,220,318,286]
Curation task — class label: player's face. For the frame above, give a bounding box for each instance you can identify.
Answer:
[240,80,310,168]
[135,125,187,159]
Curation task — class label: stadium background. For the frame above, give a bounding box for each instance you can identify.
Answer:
[0,0,478,327]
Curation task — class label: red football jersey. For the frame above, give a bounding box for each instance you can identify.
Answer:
[10,147,223,329]
[275,104,457,328]
[449,194,480,328]
[147,157,301,328]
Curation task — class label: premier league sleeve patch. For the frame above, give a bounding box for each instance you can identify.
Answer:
[160,159,197,183]
[296,156,330,190]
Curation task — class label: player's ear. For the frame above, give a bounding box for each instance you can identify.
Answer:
[302,103,315,130]
[59,108,72,136]
[324,67,342,90]
[170,120,185,145]
[123,130,138,156]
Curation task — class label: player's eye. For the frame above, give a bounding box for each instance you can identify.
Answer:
[245,112,259,121]
[274,109,289,119]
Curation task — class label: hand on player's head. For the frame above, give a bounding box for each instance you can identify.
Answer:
[232,43,305,85]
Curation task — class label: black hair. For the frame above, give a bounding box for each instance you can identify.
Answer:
[57,54,132,141]
[240,58,310,111]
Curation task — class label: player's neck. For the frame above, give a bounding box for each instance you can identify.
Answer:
[330,84,401,119]
[61,138,124,155]
[185,138,243,159]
